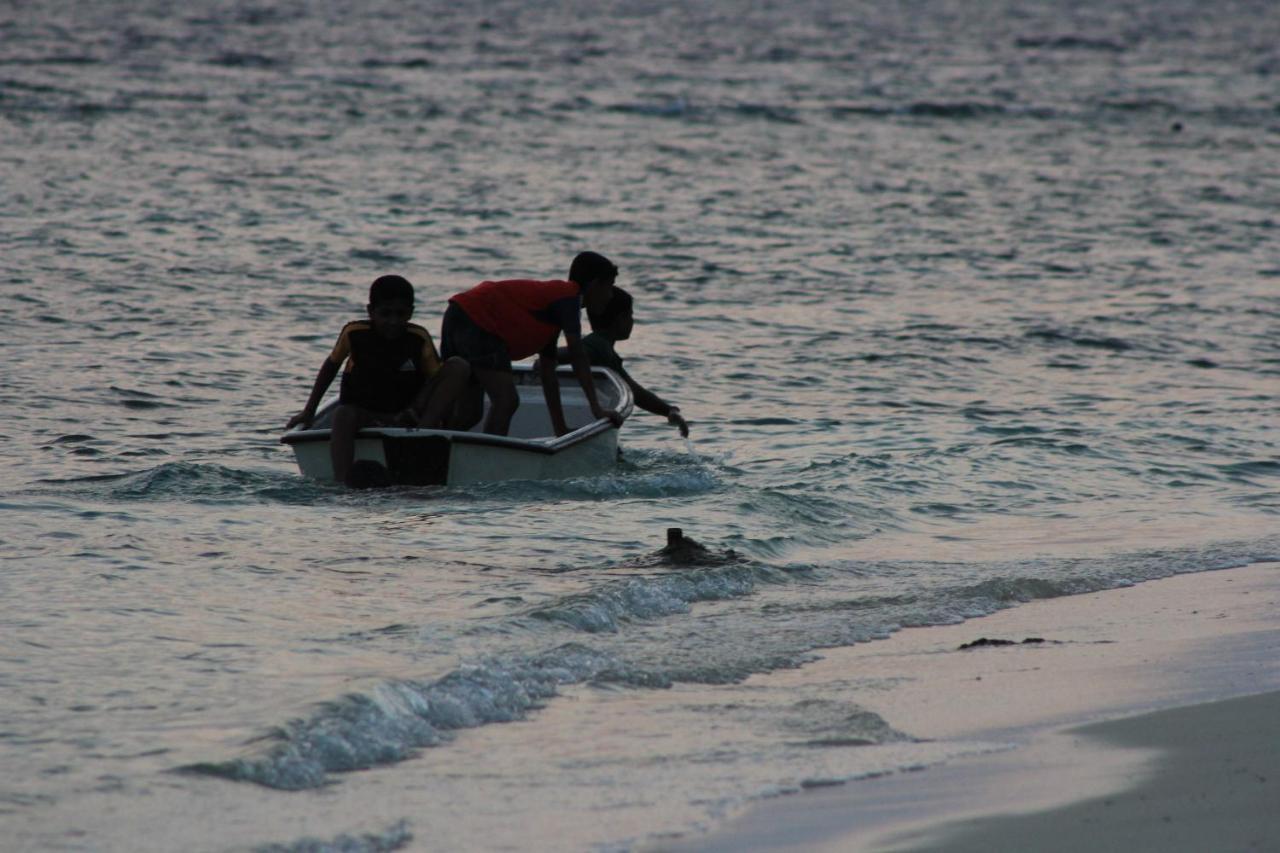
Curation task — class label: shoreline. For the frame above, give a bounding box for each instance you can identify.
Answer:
[886,689,1280,852]
[662,560,1280,852]
[9,561,1277,852]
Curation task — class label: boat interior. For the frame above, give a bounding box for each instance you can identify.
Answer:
[305,365,627,440]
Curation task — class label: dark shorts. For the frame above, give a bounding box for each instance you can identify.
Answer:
[440,302,512,372]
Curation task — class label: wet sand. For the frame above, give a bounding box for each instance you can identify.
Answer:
[887,689,1280,852]
[666,561,1280,852]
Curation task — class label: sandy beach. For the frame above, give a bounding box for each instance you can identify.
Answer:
[666,561,1280,852]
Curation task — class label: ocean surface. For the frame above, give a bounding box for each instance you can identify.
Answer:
[2,0,1278,850]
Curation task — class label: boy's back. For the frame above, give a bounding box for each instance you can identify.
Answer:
[580,331,623,374]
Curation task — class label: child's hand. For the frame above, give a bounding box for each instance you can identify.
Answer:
[287,409,314,429]
[667,408,689,437]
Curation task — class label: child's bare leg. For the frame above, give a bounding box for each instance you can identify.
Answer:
[330,404,366,484]
[473,366,519,435]
[447,381,484,431]
[416,357,471,429]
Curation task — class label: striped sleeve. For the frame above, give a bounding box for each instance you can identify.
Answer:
[327,322,357,369]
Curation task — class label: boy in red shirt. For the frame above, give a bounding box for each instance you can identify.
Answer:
[441,251,624,436]
[287,275,470,485]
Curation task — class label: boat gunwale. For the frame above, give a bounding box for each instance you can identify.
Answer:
[280,419,615,455]
[279,366,633,457]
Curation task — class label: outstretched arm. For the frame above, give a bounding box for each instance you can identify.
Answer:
[287,359,340,429]
[620,367,689,437]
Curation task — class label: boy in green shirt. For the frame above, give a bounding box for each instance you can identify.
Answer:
[559,287,689,437]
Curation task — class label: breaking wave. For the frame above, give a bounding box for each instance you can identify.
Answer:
[185,644,618,789]
[183,535,1279,790]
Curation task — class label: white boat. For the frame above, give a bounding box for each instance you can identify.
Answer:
[281,365,633,486]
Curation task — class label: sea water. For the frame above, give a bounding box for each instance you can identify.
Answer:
[2,0,1277,850]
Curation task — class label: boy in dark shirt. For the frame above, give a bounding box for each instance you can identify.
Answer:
[555,287,689,437]
[287,275,470,485]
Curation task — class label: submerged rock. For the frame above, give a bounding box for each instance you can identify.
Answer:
[958,637,1046,650]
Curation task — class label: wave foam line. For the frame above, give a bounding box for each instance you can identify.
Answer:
[255,820,412,853]
[183,644,616,790]
[527,561,790,634]
[184,554,793,789]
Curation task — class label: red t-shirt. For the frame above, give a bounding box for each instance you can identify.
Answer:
[450,279,582,359]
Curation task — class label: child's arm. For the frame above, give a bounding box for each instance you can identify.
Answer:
[619,368,689,437]
[405,333,446,425]
[538,340,570,436]
[287,359,340,429]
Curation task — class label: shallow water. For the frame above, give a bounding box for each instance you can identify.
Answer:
[2,0,1278,850]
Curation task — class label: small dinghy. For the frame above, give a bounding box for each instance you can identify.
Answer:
[282,365,633,486]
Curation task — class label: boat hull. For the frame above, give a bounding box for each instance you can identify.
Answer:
[286,426,621,486]
[281,366,632,486]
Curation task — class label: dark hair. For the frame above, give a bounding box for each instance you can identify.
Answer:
[588,286,633,332]
[368,274,414,306]
[568,251,618,286]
